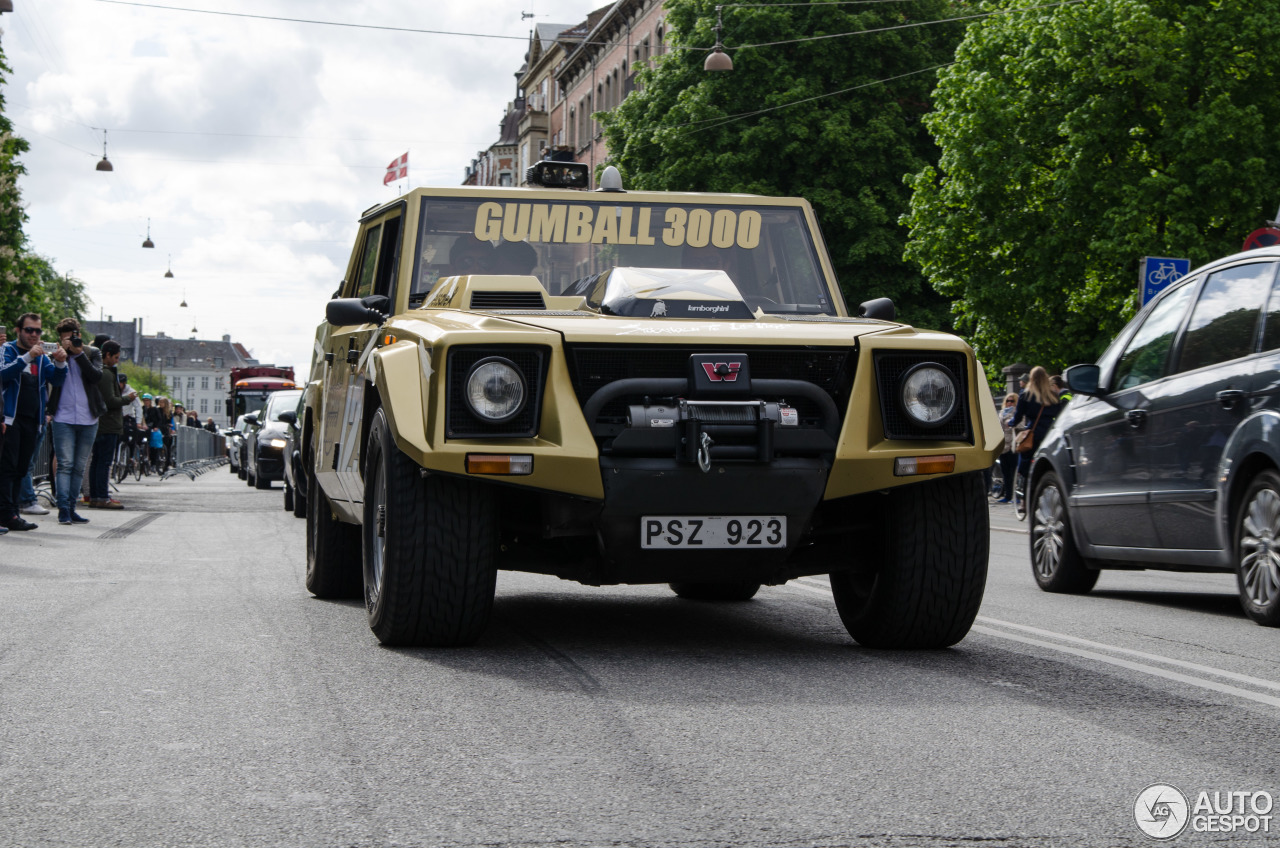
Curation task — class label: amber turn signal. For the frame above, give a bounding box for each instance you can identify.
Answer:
[466,454,534,475]
[893,455,956,476]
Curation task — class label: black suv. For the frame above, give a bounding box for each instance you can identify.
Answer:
[1029,246,1280,626]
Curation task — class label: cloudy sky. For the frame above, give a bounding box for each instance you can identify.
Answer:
[4,0,596,375]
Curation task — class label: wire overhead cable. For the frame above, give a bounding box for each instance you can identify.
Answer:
[96,0,1085,52]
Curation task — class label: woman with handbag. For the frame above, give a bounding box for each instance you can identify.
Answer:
[1011,366,1062,506]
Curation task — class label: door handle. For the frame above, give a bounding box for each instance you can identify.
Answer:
[1126,409,1147,429]
[1217,388,1245,409]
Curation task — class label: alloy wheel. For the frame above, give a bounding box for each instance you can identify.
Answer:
[1239,486,1280,608]
[1032,483,1066,581]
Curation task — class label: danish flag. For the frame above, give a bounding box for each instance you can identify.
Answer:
[383,152,408,186]
[702,362,742,382]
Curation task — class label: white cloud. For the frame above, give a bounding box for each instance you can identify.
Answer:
[5,0,595,420]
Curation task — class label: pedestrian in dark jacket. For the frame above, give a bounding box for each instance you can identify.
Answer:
[87,340,131,509]
[1012,365,1062,484]
[0,313,69,531]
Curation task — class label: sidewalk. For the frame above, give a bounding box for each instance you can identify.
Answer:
[2,462,281,552]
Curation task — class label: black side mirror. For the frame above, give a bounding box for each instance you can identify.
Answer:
[278,410,297,425]
[326,297,387,327]
[362,294,391,314]
[857,298,896,321]
[1065,363,1102,396]
[243,413,259,425]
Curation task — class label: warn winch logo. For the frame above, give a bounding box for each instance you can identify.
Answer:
[701,362,742,382]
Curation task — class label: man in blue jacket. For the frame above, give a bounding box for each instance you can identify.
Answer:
[1,313,69,532]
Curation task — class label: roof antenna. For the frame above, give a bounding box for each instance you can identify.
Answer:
[521,11,535,19]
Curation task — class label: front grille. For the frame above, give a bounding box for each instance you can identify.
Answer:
[874,351,972,442]
[470,291,547,310]
[566,344,853,428]
[447,346,547,438]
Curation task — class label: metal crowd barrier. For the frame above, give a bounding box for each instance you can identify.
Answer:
[162,425,228,480]
[30,430,54,485]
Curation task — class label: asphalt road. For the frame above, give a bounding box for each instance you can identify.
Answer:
[1,468,1277,848]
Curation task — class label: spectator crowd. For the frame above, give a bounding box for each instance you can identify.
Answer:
[0,315,214,536]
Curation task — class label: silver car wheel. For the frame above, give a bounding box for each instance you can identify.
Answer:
[1239,486,1280,608]
[1031,482,1066,581]
[367,459,386,608]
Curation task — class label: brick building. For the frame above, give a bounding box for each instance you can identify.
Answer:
[465,1,667,188]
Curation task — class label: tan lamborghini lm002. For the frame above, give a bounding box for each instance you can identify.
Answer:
[302,162,1002,648]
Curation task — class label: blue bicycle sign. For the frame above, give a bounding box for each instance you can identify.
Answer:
[1140,256,1190,305]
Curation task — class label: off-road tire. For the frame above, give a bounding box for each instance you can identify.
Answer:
[363,407,497,647]
[830,471,988,649]
[669,582,761,601]
[305,468,362,599]
[1234,470,1280,627]
[1029,471,1099,594]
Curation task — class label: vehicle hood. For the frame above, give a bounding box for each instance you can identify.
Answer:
[395,310,911,347]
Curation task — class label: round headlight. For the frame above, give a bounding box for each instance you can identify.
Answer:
[900,363,958,427]
[465,357,527,422]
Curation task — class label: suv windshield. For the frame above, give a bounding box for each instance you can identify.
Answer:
[411,197,835,314]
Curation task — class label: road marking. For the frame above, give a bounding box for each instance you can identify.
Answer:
[970,625,1280,708]
[782,577,1280,708]
[977,616,1280,693]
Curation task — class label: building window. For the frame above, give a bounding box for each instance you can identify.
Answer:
[171,376,180,390]
[200,398,208,413]
[165,356,176,367]
[215,376,224,390]
[201,376,209,390]
[187,376,195,389]
[214,357,223,367]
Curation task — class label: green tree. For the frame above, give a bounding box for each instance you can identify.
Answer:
[0,39,32,331]
[602,0,970,329]
[0,40,87,334]
[904,0,1280,372]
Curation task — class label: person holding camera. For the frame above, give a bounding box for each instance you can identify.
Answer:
[45,318,105,526]
[1,313,69,533]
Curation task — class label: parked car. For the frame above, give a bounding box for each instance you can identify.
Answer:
[302,163,1003,648]
[1029,245,1280,626]
[226,414,251,478]
[279,393,306,518]
[243,389,304,490]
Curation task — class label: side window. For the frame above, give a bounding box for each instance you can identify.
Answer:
[1110,282,1194,391]
[372,216,403,300]
[353,223,383,299]
[1259,264,1280,351]
[1177,262,1275,372]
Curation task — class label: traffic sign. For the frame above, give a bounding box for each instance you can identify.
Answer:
[1139,256,1190,305]
[1243,227,1280,251]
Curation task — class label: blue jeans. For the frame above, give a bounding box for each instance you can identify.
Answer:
[52,421,98,511]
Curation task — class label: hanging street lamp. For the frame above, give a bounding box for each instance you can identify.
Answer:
[96,129,113,172]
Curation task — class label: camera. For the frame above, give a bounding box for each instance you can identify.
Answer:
[69,334,82,347]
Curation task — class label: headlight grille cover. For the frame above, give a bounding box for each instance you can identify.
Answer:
[874,351,971,442]
[447,346,547,438]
